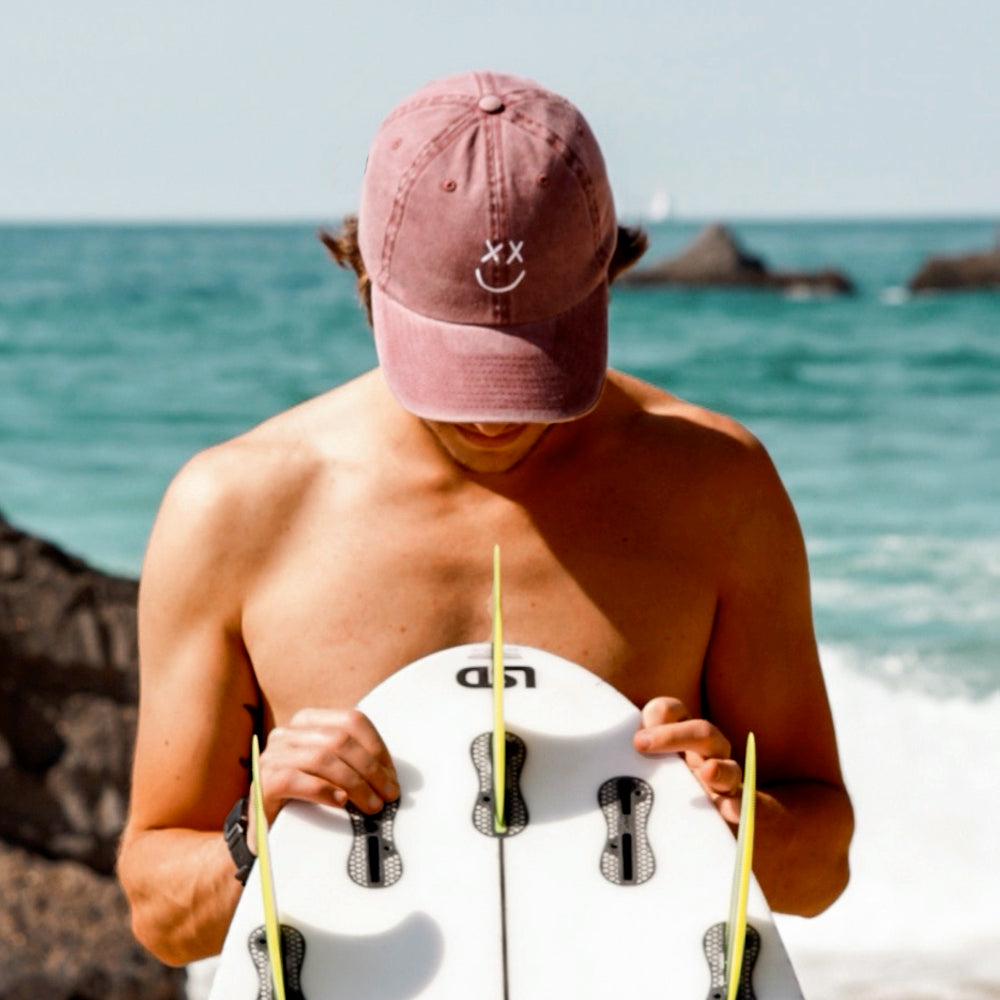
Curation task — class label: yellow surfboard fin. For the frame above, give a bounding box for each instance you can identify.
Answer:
[251,734,287,1000]
[725,731,757,1000]
[491,544,507,834]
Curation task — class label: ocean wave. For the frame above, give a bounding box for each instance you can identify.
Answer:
[879,285,911,306]
[777,644,1000,995]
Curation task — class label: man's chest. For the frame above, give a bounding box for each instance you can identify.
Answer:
[240,507,720,724]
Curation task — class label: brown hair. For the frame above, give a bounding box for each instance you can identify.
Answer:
[318,216,648,328]
[318,217,372,325]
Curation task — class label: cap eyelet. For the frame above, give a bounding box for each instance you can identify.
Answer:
[478,95,504,114]
[441,178,457,192]
[536,173,550,188]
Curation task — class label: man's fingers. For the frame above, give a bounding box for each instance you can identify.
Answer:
[271,758,388,814]
[634,715,732,761]
[696,756,743,796]
[634,698,746,828]
[259,709,400,817]
[714,792,743,826]
[296,724,398,800]
[291,708,396,773]
[638,696,691,729]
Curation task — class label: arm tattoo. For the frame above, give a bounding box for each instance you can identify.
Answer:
[238,696,266,774]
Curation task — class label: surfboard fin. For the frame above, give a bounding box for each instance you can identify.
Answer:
[251,734,287,1000]
[491,544,507,834]
[724,732,757,1000]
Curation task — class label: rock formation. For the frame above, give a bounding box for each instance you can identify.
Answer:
[0,510,186,1000]
[618,223,854,294]
[907,245,1000,292]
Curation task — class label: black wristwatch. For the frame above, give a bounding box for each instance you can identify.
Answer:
[223,796,256,885]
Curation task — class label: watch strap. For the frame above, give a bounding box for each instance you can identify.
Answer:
[224,795,256,885]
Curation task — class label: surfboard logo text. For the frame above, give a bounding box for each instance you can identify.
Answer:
[456,665,537,689]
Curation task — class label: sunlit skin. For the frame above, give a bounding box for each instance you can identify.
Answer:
[421,420,552,474]
[118,368,853,966]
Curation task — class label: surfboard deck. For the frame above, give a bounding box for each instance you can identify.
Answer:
[209,643,803,999]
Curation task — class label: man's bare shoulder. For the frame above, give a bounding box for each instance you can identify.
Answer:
[149,373,380,559]
[605,370,767,470]
[598,370,797,543]
[603,369,802,576]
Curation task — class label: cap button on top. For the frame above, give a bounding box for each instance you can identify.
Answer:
[478,94,504,114]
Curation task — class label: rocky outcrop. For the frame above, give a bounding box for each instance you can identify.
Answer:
[0,510,185,1000]
[0,840,187,1000]
[907,246,1000,292]
[618,223,854,294]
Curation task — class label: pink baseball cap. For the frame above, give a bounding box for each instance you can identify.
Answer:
[358,71,617,423]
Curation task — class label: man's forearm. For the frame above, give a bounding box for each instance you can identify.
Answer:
[118,828,245,966]
[751,779,854,917]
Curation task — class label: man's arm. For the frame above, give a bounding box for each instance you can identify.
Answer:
[117,450,398,966]
[117,451,263,964]
[636,430,853,916]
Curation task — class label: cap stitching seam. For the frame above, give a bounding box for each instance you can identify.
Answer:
[379,108,479,285]
[506,109,612,264]
[485,116,511,325]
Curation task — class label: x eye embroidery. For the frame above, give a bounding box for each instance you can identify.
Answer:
[475,238,527,293]
[481,240,503,264]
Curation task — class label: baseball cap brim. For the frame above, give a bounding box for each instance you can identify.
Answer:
[371,281,609,424]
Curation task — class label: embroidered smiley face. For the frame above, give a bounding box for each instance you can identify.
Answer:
[475,238,525,293]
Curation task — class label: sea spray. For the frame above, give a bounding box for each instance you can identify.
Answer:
[778,644,1000,997]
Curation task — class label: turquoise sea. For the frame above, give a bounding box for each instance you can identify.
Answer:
[2,219,998,996]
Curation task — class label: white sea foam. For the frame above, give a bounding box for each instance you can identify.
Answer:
[880,285,911,306]
[777,644,1000,996]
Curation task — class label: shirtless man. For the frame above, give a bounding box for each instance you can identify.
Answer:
[118,71,853,967]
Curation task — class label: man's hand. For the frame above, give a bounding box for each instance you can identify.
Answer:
[249,708,400,848]
[633,696,744,825]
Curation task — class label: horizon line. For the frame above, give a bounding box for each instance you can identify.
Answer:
[2,209,998,228]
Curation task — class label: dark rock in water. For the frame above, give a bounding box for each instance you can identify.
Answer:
[0,511,185,999]
[907,246,1000,292]
[618,223,854,294]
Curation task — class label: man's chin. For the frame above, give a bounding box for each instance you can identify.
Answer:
[421,421,552,474]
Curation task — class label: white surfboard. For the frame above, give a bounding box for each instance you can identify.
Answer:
[209,644,803,999]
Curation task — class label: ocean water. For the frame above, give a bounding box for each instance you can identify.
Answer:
[2,220,998,997]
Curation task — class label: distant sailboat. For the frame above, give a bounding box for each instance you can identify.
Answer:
[648,188,674,222]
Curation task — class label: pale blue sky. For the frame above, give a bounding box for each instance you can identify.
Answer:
[3,0,997,221]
